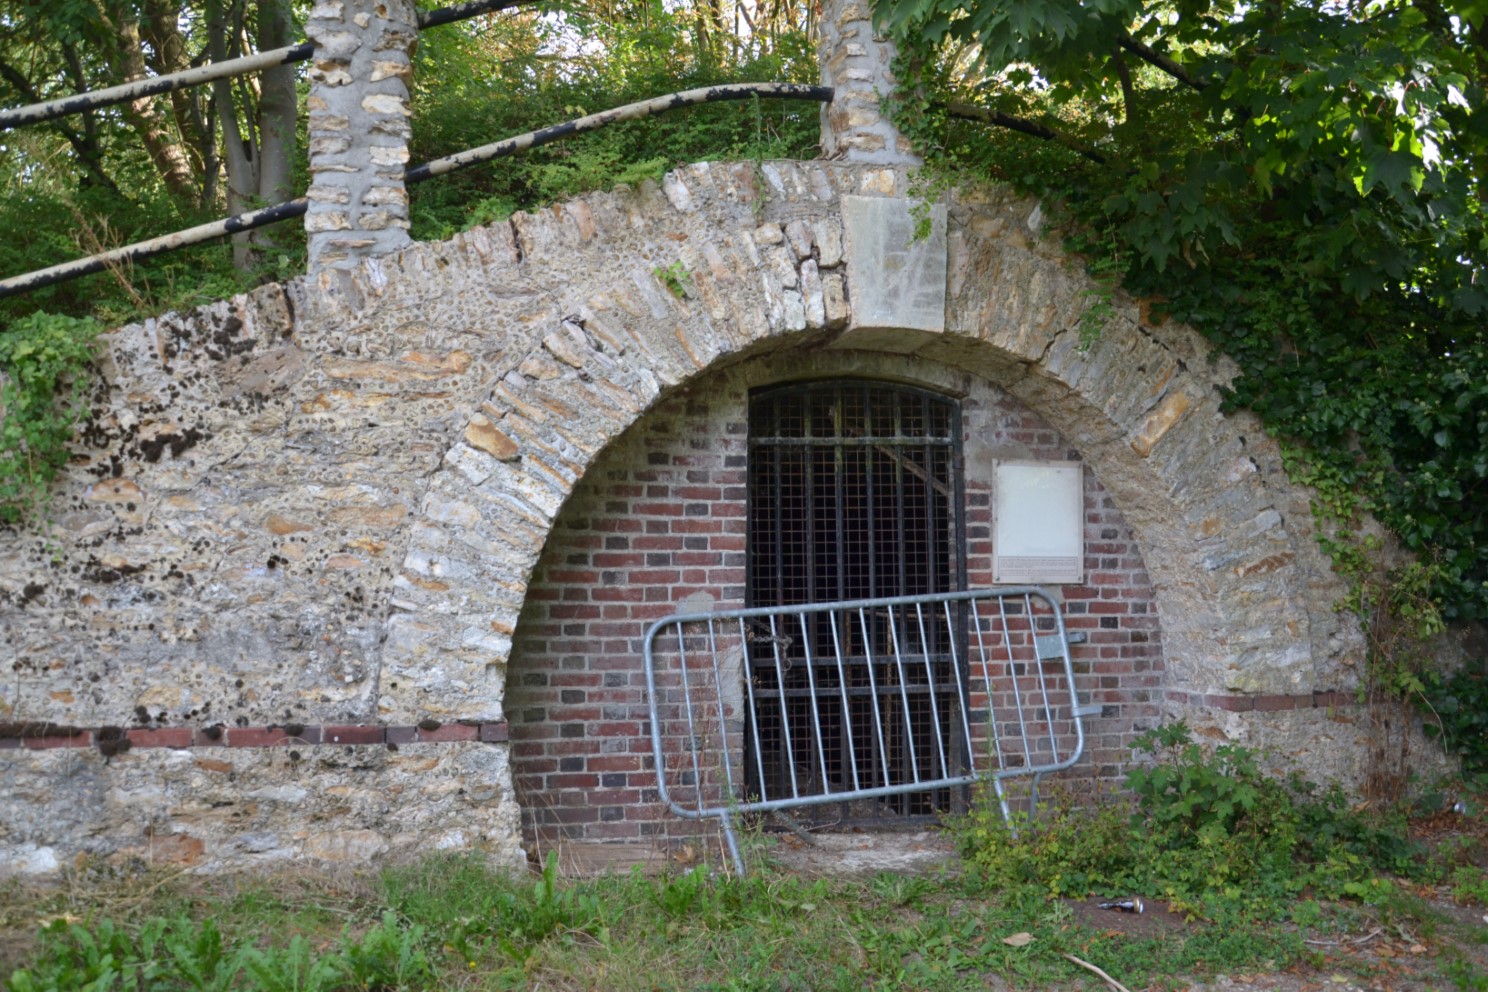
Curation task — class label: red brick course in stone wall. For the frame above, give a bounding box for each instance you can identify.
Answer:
[509,375,1165,846]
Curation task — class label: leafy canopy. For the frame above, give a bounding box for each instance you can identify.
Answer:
[875,0,1488,619]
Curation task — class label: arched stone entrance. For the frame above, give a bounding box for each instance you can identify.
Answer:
[506,345,1167,846]
[0,159,1366,874]
[387,159,1358,712]
[373,159,1365,844]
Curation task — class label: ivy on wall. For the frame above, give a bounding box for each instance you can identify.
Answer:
[0,312,100,523]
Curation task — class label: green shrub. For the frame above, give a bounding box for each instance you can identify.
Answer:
[955,722,1419,921]
[1423,661,1488,785]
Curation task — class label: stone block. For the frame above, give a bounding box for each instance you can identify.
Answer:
[832,195,947,349]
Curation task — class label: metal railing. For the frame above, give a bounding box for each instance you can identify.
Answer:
[643,587,1097,874]
[0,83,831,299]
[0,0,527,132]
[0,0,832,300]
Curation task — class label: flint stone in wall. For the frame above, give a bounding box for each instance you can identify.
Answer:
[305,0,416,270]
[0,744,524,876]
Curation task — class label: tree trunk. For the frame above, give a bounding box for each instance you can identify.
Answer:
[98,0,200,205]
[141,0,203,173]
[251,0,298,263]
[206,0,257,271]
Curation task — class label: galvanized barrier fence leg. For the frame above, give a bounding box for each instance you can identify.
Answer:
[719,811,746,877]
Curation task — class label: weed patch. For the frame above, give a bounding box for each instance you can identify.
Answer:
[3,797,1484,992]
[956,723,1424,923]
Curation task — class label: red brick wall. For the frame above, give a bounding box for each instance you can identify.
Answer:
[508,367,1164,847]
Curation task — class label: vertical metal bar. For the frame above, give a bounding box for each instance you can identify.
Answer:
[770,442,786,797]
[993,775,1015,833]
[864,391,878,600]
[1027,593,1061,763]
[740,616,770,802]
[805,401,817,610]
[798,611,831,793]
[886,607,921,783]
[914,603,949,779]
[948,599,976,773]
[1048,590,1088,766]
[858,606,891,788]
[828,610,861,792]
[971,597,1003,776]
[923,395,937,598]
[705,618,735,798]
[677,621,705,812]
[769,614,800,798]
[835,411,852,812]
[719,811,746,877]
[894,398,908,599]
[1000,595,1035,770]
[835,407,847,603]
[771,441,784,605]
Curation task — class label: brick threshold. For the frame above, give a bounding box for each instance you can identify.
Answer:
[0,720,509,751]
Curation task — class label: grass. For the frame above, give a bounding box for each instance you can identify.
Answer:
[4,840,1482,992]
[0,852,1259,991]
[4,738,1485,992]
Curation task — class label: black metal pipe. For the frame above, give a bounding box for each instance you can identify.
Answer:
[406,83,833,183]
[0,199,309,300]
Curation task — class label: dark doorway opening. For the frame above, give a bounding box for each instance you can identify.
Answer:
[746,381,967,822]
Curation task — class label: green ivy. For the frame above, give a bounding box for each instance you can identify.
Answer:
[0,311,101,524]
[876,0,1488,635]
[877,16,1486,786]
[1423,662,1488,787]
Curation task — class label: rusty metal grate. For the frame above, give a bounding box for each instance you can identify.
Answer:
[746,381,965,822]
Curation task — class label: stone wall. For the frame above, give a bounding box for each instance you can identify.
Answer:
[304,0,416,270]
[0,160,1375,875]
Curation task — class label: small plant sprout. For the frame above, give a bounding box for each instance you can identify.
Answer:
[654,260,693,299]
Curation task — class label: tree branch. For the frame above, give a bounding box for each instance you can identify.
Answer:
[944,102,1108,164]
[1118,35,1207,92]
[0,58,121,193]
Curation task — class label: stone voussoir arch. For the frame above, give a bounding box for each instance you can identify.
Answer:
[351,157,1361,760]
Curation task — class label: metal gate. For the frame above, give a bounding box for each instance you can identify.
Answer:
[643,586,1096,874]
[746,380,965,822]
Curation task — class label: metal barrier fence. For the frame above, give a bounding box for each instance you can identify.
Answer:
[643,587,1097,874]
